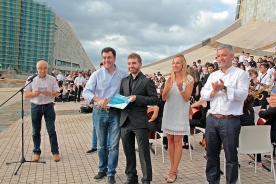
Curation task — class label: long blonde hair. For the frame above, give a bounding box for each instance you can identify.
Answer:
[170,54,188,82]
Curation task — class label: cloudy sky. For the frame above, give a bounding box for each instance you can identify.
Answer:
[38,0,237,70]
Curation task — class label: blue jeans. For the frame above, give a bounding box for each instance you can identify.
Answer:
[31,103,59,155]
[91,121,111,149]
[93,107,121,176]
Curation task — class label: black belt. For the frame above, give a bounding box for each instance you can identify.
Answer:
[33,102,55,106]
[210,113,239,119]
[95,105,116,112]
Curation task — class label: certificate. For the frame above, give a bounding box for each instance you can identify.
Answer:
[107,94,132,109]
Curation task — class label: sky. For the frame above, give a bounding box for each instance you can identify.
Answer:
[38,0,238,70]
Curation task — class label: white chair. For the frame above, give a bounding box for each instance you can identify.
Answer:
[238,126,276,184]
[253,106,261,125]
[154,132,193,163]
[154,131,165,163]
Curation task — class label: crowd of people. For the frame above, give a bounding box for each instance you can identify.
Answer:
[24,45,276,184]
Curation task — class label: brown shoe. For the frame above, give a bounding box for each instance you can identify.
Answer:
[32,154,40,162]
[53,154,60,162]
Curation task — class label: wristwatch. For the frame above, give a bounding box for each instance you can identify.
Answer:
[221,86,227,93]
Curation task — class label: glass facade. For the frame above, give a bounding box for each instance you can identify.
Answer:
[0,0,55,73]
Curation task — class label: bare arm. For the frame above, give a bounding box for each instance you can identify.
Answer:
[180,82,194,102]
[191,99,207,108]
[162,77,173,101]
[149,106,159,122]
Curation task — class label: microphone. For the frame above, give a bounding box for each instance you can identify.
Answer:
[27,74,38,81]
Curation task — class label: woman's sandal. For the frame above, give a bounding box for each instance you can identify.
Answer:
[166,171,177,183]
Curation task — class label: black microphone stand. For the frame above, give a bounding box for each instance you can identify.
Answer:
[2,78,46,175]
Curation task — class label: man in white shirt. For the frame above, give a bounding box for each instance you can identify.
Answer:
[56,71,64,87]
[239,51,245,63]
[74,72,86,102]
[254,63,272,109]
[201,44,248,184]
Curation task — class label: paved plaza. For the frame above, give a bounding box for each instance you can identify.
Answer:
[0,88,275,183]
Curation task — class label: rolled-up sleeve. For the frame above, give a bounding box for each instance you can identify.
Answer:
[232,71,249,101]
[83,73,97,104]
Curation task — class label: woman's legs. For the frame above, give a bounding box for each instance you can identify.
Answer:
[166,134,183,181]
[167,134,175,172]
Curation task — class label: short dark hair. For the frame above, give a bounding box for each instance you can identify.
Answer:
[100,62,103,67]
[260,63,269,69]
[52,68,56,71]
[207,63,214,68]
[101,47,116,57]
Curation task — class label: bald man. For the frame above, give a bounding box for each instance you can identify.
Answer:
[24,60,61,162]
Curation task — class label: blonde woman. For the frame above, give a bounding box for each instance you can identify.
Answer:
[162,54,194,183]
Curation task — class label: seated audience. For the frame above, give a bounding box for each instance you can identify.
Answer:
[183,99,210,149]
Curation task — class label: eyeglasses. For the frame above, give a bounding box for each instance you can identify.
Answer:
[37,68,48,71]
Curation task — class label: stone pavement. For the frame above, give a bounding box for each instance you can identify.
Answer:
[0,88,275,183]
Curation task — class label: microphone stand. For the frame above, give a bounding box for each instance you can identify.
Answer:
[2,78,46,175]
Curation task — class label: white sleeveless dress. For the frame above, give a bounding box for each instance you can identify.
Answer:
[162,75,194,135]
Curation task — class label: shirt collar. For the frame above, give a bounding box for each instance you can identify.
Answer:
[219,65,234,74]
[129,71,142,80]
[38,74,47,80]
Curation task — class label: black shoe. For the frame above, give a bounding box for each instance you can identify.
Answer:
[86,148,97,154]
[182,144,193,150]
[142,181,150,184]
[124,174,138,184]
[94,172,107,181]
[107,176,116,184]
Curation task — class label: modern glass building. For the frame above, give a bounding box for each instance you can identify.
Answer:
[0,0,94,74]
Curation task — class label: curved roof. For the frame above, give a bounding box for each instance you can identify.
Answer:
[141,19,276,75]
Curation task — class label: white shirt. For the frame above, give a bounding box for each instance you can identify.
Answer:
[239,55,245,63]
[267,68,274,79]
[56,74,64,81]
[256,72,272,91]
[24,74,60,105]
[245,65,251,71]
[74,76,86,86]
[201,66,248,116]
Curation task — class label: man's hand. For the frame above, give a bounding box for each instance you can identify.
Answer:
[32,90,41,97]
[267,94,276,107]
[145,74,153,79]
[97,98,110,109]
[128,95,136,102]
[41,90,51,96]
[211,79,224,93]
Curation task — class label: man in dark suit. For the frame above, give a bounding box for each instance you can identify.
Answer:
[202,63,214,86]
[120,53,158,184]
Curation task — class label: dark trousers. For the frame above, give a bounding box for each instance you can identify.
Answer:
[254,91,268,109]
[205,115,241,184]
[121,119,152,182]
[31,103,59,155]
[58,80,63,87]
[74,85,83,102]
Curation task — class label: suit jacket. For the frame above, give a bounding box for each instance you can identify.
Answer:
[202,73,210,86]
[120,72,158,129]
